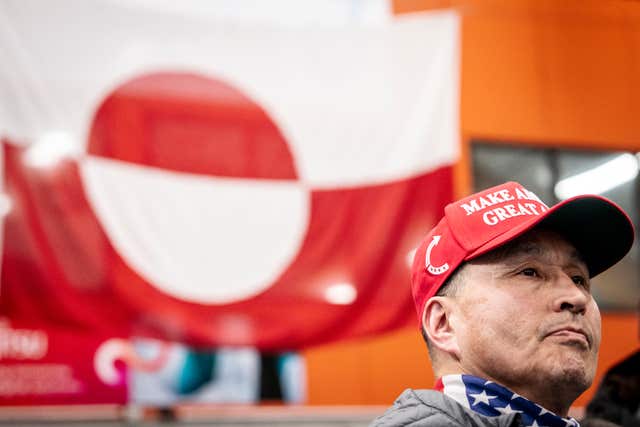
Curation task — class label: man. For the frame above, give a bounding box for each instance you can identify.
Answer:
[372,181,635,427]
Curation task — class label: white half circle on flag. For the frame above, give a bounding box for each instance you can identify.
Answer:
[79,156,309,304]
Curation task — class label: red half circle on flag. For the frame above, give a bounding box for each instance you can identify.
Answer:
[88,72,298,180]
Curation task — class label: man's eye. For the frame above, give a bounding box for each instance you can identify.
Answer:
[572,275,587,287]
[520,268,539,277]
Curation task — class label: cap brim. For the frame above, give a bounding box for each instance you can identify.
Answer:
[465,195,635,278]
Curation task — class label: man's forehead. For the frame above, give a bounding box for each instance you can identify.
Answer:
[471,229,586,266]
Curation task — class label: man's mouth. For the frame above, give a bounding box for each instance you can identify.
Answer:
[545,326,591,348]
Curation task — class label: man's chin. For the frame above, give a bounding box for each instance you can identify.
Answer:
[544,352,595,395]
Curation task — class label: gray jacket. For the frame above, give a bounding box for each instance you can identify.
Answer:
[371,389,523,426]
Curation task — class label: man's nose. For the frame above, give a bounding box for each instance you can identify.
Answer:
[552,273,589,315]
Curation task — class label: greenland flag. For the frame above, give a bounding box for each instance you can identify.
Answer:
[0,1,459,349]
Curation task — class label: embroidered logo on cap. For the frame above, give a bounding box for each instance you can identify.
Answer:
[458,186,548,226]
[425,235,449,275]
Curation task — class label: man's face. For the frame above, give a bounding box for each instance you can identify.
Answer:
[450,229,601,396]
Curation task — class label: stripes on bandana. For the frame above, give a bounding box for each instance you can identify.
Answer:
[435,375,580,427]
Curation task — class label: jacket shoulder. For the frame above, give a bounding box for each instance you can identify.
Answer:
[370,389,521,427]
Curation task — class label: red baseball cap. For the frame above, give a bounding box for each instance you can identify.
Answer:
[411,181,635,321]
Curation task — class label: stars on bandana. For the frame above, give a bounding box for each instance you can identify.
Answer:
[495,404,523,415]
[469,390,497,406]
[439,375,581,427]
[537,405,550,416]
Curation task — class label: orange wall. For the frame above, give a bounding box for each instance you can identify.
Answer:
[305,0,640,406]
[460,0,640,150]
[394,0,640,148]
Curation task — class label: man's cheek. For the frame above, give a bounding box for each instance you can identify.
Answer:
[589,301,602,352]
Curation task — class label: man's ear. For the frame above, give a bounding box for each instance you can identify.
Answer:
[422,297,461,360]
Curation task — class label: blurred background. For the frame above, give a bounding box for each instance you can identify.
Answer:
[0,0,638,425]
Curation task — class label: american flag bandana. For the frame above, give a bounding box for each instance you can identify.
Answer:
[435,374,580,427]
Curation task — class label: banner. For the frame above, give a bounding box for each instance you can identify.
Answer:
[0,0,459,360]
[0,319,127,405]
